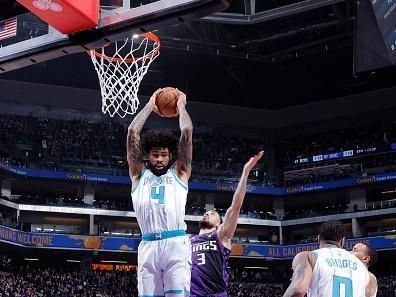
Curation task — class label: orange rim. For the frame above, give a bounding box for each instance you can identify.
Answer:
[89,32,160,63]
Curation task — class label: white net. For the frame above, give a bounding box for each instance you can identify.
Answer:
[89,33,160,118]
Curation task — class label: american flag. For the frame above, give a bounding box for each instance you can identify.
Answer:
[0,17,17,41]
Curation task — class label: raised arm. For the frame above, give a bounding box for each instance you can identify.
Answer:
[217,151,264,248]
[174,90,193,184]
[283,251,314,297]
[127,89,161,183]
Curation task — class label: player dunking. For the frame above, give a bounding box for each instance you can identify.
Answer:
[283,220,370,297]
[351,243,378,297]
[190,151,264,297]
[127,88,193,297]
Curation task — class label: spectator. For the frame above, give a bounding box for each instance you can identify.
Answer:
[271,232,278,244]
[0,267,138,297]
[227,282,283,297]
[2,113,396,188]
[0,264,394,296]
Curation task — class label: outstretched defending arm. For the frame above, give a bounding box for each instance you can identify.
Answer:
[174,90,193,184]
[217,151,264,248]
[283,251,314,297]
[127,89,161,183]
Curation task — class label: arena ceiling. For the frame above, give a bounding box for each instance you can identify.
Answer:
[1,0,396,109]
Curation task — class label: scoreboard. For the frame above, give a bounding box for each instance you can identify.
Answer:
[371,0,396,63]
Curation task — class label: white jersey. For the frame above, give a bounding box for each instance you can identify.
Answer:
[308,247,369,297]
[131,166,188,234]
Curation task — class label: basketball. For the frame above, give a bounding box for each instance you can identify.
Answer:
[155,87,179,117]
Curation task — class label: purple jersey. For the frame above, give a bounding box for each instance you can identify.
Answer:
[190,230,231,297]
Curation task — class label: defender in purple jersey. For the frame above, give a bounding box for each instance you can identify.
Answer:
[190,151,264,297]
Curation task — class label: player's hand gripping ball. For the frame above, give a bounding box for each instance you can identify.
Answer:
[155,87,179,118]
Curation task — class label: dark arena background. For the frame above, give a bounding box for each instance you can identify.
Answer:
[0,0,396,296]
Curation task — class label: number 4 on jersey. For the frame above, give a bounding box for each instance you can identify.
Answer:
[151,186,165,204]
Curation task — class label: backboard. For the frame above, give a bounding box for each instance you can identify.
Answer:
[0,0,231,72]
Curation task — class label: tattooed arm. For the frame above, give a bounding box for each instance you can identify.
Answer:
[127,89,161,184]
[283,251,314,297]
[217,151,264,249]
[174,90,193,184]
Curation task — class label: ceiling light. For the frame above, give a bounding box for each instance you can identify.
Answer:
[24,258,39,261]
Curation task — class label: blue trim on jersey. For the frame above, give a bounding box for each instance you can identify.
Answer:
[142,229,186,241]
[131,168,147,194]
[171,168,188,190]
[164,290,183,295]
[131,185,139,194]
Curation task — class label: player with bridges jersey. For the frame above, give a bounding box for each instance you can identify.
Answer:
[283,221,370,297]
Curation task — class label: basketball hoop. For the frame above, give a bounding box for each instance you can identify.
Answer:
[89,32,160,118]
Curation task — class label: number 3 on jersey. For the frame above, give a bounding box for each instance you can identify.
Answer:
[151,186,165,204]
[197,253,205,265]
[333,275,352,297]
